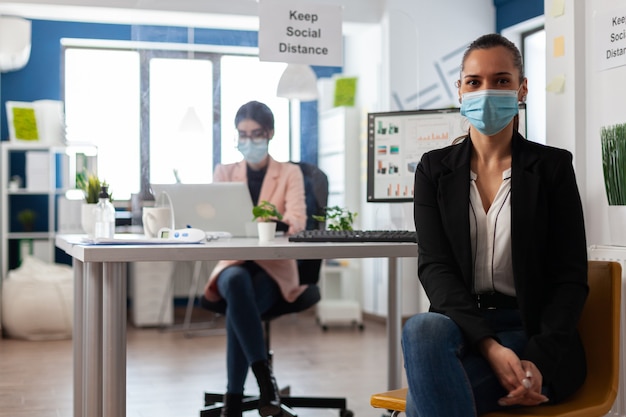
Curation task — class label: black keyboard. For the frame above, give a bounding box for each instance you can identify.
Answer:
[288,230,417,243]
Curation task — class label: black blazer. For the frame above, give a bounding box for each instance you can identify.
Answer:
[413,132,589,402]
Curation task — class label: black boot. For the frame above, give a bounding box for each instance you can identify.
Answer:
[251,360,281,417]
[220,393,243,417]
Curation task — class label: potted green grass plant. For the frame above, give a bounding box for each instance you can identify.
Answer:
[76,172,112,237]
[601,122,626,245]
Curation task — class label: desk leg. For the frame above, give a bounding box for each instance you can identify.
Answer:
[73,259,84,417]
[103,262,127,417]
[84,262,103,417]
[387,257,402,390]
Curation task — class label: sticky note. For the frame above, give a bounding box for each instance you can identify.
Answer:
[546,74,565,94]
[334,77,358,107]
[12,107,39,141]
[550,0,565,17]
[553,36,565,57]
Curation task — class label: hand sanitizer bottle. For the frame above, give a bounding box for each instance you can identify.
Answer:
[94,185,115,239]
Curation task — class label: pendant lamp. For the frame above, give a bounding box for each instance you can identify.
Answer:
[276,64,318,101]
[0,16,31,72]
[178,106,204,133]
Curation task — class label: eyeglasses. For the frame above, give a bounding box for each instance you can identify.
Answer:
[236,129,268,145]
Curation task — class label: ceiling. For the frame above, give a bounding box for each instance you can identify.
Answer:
[0,0,385,31]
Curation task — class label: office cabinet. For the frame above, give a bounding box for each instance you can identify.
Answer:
[130,261,174,327]
[0,142,97,279]
[317,260,363,330]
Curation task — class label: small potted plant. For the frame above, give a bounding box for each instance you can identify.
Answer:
[313,206,358,231]
[76,171,112,237]
[252,200,283,242]
[76,172,111,204]
[17,209,37,232]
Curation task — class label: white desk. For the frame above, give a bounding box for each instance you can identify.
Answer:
[56,235,417,417]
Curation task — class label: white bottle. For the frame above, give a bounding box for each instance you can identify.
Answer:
[94,185,115,239]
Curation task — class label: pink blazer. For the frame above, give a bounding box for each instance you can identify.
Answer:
[203,157,308,303]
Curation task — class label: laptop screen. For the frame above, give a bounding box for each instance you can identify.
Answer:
[150,182,255,237]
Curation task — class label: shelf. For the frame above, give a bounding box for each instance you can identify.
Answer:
[1,142,97,278]
[7,232,54,239]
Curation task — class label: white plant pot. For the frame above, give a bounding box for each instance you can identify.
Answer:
[257,222,277,242]
[608,205,626,246]
[81,203,97,238]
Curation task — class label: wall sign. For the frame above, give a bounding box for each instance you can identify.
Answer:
[259,0,342,67]
[595,8,626,71]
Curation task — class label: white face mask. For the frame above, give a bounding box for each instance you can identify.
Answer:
[238,140,268,164]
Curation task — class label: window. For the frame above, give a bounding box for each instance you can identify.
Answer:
[64,42,289,200]
[522,27,546,144]
[64,47,141,199]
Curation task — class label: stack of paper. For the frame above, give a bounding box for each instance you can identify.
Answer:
[26,151,50,191]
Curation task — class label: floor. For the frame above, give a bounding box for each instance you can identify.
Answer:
[0,307,404,417]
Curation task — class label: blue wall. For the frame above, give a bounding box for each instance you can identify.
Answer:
[494,0,544,32]
[0,20,340,164]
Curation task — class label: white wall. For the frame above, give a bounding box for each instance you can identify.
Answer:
[341,0,495,317]
[545,0,626,247]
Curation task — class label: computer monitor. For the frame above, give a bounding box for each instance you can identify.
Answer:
[366,105,526,203]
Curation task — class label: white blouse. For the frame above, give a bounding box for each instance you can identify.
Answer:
[469,168,516,296]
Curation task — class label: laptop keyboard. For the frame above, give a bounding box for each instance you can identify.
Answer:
[288,230,417,243]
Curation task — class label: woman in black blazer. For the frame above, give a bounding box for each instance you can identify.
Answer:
[401,33,588,417]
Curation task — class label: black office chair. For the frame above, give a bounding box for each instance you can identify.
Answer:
[199,162,353,417]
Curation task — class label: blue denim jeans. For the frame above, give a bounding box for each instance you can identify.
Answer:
[216,262,282,394]
[402,310,528,417]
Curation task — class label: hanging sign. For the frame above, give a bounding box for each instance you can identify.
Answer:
[594,7,626,71]
[259,0,343,67]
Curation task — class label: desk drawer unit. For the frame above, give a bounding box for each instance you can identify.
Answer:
[130,261,174,327]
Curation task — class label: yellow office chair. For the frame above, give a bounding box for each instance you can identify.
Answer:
[370,260,622,417]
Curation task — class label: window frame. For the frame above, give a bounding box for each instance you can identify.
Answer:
[61,39,267,201]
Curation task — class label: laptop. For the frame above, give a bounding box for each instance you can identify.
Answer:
[150,182,255,237]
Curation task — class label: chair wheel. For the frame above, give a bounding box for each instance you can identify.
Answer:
[358,323,365,331]
[340,409,354,417]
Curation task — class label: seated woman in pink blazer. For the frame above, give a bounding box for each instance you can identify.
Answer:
[203,101,307,417]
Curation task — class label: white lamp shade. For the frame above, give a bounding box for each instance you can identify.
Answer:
[276,64,318,101]
[179,106,204,133]
[0,16,31,72]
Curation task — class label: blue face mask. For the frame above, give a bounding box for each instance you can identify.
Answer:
[460,89,519,136]
[238,140,268,164]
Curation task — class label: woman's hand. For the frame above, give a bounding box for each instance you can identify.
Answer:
[479,338,549,407]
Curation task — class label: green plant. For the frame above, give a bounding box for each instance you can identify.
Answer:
[313,206,358,231]
[601,123,626,205]
[252,200,283,222]
[76,172,112,204]
[17,209,37,231]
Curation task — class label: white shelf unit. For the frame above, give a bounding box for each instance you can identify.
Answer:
[0,142,97,279]
[317,107,363,327]
[318,106,360,212]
